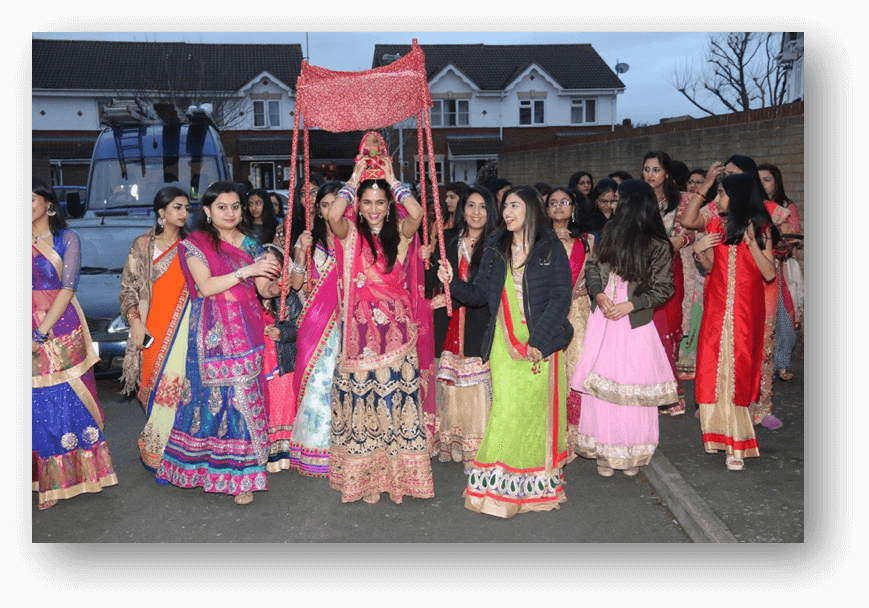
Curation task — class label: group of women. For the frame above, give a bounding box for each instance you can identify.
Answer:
[32,143,802,517]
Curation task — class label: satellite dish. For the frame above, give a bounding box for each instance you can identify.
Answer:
[615,62,630,74]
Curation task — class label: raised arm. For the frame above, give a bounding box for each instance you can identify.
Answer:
[328,159,366,241]
[682,161,724,230]
[382,159,422,239]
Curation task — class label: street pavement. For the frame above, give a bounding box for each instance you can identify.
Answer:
[31,362,802,543]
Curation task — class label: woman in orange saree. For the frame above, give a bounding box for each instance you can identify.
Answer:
[119,187,191,473]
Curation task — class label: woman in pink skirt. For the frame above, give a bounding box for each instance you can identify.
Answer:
[572,180,678,477]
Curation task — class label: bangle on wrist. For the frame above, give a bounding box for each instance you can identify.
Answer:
[291,262,306,275]
[391,183,411,205]
[33,328,48,343]
[234,268,245,282]
[337,184,357,205]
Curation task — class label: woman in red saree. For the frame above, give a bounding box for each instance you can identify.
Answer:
[684,173,777,471]
[120,186,191,473]
[326,157,434,505]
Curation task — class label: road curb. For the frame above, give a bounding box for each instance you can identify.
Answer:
[643,451,739,543]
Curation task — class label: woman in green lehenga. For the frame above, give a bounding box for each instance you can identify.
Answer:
[439,186,573,518]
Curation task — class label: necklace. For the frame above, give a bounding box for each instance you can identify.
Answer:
[370,227,381,236]
[220,230,242,246]
[32,230,51,243]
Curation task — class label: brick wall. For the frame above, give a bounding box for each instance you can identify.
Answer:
[498,101,804,214]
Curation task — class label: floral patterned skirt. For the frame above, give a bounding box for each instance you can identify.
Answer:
[329,348,434,504]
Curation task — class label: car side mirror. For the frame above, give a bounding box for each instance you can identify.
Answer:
[67,192,85,218]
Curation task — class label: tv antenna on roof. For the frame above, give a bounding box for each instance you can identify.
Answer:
[615,61,630,74]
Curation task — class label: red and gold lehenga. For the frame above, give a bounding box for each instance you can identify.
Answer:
[330,218,435,504]
[562,233,593,459]
[695,216,765,459]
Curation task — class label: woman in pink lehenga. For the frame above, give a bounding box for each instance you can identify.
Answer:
[572,180,678,478]
[258,244,299,473]
[326,152,435,505]
[284,182,344,478]
[157,182,282,506]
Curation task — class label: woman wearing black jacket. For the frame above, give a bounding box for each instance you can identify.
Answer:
[427,186,499,467]
[571,180,677,478]
[438,185,572,519]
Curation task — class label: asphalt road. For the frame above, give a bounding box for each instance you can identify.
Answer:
[32,362,803,543]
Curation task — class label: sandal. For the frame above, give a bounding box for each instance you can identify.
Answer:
[761,414,784,430]
[38,499,58,511]
[597,463,615,478]
[726,456,744,471]
[234,491,253,505]
[776,369,794,382]
[667,398,686,417]
[623,467,640,477]
[363,492,381,504]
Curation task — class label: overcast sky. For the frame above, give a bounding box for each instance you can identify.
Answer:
[32,30,736,125]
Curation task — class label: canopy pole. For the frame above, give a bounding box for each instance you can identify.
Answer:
[423,105,451,317]
[278,103,302,322]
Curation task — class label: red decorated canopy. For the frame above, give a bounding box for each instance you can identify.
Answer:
[279,39,451,319]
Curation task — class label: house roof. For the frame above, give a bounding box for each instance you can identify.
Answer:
[32,39,304,92]
[237,131,364,161]
[32,134,97,160]
[372,44,625,91]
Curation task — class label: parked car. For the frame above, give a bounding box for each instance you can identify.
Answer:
[72,214,155,378]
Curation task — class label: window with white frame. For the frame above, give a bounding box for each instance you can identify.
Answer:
[519,99,545,125]
[253,100,281,128]
[570,98,596,124]
[431,99,469,127]
[414,156,444,183]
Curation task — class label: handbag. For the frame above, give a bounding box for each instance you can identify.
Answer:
[274,290,303,375]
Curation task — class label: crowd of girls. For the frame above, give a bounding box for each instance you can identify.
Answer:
[32,145,802,517]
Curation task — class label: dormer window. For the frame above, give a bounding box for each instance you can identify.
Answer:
[253,99,280,128]
[519,99,544,125]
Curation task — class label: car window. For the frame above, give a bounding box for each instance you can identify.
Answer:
[76,226,150,272]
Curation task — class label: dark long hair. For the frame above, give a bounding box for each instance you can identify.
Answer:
[356,179,400,273]
[33,176,67,235]
[497,185,546,268]
[310,181,343,254]
[545,187,590,253]
[153,186,189,238]
[757,163,794,209]
[642,151,681,214]
[594,179,671,295]
[720,174,779,248]
[568,171,593,191]
[195,181,250,250]
[586,178,619,236]
[724,154,766,201]
[246,188,278,243]
[453,185,499,274]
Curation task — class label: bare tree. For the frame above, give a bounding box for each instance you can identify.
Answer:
[671,32,788,116]
[108,46,249,130]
